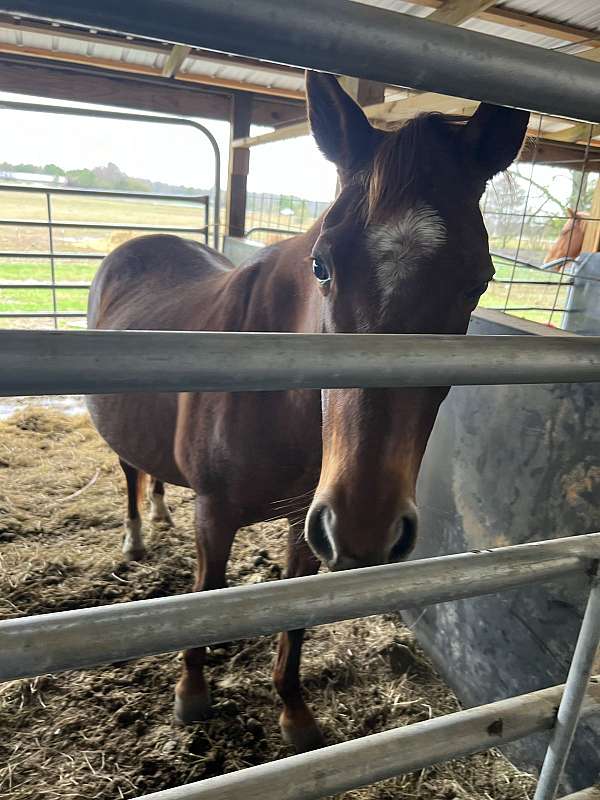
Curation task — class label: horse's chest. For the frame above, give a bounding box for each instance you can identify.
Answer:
[177,390,322,492]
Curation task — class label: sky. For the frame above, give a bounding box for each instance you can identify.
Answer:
[0,91,338,201]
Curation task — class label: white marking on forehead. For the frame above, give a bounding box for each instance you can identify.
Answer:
[367,204,447,302]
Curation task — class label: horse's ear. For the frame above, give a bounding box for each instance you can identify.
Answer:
[567,207,575,218]
[464,103,529,180]
[306,71,376,175]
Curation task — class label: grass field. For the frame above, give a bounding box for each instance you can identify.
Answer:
[0,190,568,329]
[0,190,210,328]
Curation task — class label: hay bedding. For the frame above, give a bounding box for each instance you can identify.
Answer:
[0,407,536,800]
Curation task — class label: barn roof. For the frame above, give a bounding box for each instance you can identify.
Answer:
[0,1,599,154]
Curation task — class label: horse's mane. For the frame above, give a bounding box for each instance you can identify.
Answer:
[365,112,467,223]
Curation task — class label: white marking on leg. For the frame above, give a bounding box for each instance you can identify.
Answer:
[150,493,173,526]
[122,517,145,560]
[367,204,446,302]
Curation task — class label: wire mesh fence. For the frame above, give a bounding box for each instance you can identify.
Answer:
[244,120,600,330]
[480,118,600,327]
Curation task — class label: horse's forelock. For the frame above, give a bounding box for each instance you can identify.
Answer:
[365,113,465,224]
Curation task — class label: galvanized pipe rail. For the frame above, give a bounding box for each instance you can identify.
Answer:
[5,0,600,122]
[0,100,221,248]
[0,182,209,324]
[535,575,600,800]
[3,330,600,396]
[130,681,600,800]
[1,532,599,682]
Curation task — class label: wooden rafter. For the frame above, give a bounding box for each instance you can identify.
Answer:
[404,0,600,50]
[0,41,304,99]
[233,89,600,158]
[427,0,496,27]
[232,92,478,147]
[549,123,600,144]
[0,16,305,75]
[162,44,191,78]
[0,53,304,126]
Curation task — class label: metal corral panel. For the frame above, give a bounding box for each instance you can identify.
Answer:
[222,235,263,267]
[409,309,600,792]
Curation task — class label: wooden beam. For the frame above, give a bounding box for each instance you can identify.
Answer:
[175,70,303,100]
[0,16,305,80]
[338,76,386,107]
[549,123,600,144]
[233,91,478,148]
[233,120,308,148]
[0,41,304,100]
[578,48,600,63]
[520,139,600,170]
[233,88,600,167]
[427,0,496,27]
[406,0,600,48]
[226,92,252,237]
[0,54,303,127]
[479,6,600,47]
[162,44,191,78]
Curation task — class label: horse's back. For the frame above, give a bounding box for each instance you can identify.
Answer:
[88,234,232,331]
[87,235,233,486]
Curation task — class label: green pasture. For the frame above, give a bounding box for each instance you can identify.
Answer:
[0,254,571,329]
[0,189,569,329]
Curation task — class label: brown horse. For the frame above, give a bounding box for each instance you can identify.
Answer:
[544,207,589,268]
[87,72,528,751]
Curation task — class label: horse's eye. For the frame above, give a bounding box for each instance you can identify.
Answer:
[312,256,331,284]
[466,281,489,302]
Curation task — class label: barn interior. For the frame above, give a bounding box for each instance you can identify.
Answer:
[1,2,600,800]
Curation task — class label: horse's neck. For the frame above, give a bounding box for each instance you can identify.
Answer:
[228,225,322,333]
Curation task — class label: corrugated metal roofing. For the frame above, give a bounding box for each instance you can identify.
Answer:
[355,0,600,51]
[500,0,600,37]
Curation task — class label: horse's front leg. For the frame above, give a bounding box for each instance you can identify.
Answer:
[174,495,236,724]
[274,521,323,752]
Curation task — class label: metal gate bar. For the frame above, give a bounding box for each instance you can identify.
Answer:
[6,0,600,122]
[535,575,600,800]
[130,682,600,800]
[0,100,221,248]
[2,531,598,683]
[0,183,209,323]
[3,331,600,397]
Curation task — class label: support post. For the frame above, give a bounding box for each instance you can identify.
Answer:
[534,574,600,800]
[226,91,252,238]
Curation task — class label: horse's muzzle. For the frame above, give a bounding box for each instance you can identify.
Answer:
[304,500,418,571]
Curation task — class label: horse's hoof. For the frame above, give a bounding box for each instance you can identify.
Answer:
[174,690,212,725]
[150,497,174,527]
[280,714,325,752]
[122,519,145,560]
[150,509,174,527]
[122,545,147,562]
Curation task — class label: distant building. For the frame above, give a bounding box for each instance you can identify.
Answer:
[0,171,67,185]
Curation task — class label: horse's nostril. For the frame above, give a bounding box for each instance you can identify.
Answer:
[389,512,418,562]
[305,504,335,564]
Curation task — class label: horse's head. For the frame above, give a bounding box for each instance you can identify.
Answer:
[544,207,589,265]
[303,72,529,571]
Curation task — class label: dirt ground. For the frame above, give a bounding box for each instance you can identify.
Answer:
[0,408,537,800]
